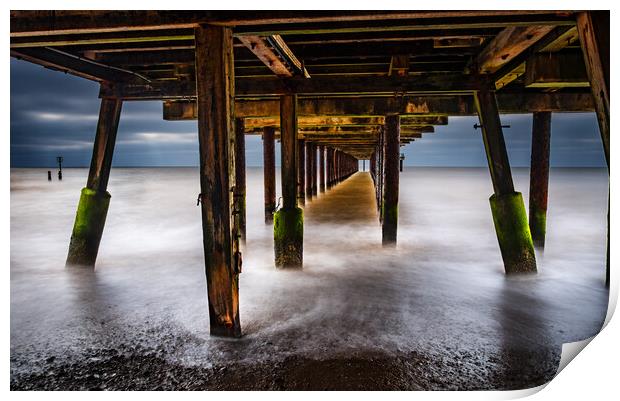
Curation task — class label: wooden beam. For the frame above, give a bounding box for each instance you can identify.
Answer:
[577,11,609,167]
[11,47,149,83]
[238,35,294,77]
[195,24,240,338]
[529,111,551,248]
[474,25,555,74]
[382,114,400,245]
[524,52,589,88]
[263,126,277,223]
[11,11,575,37]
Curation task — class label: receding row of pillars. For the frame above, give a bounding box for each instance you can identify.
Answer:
[62,12,609,338]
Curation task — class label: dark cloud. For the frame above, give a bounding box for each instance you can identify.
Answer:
[11,58,605,168]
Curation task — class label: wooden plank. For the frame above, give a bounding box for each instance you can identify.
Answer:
[524,52,588,88]
[195,24,240,338]
[577,11,609,167]
[474,25,555,74]
[474,87,514,195]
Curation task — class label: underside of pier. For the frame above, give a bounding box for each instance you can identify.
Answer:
[11,10,609,337]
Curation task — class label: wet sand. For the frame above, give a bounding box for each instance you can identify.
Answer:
[10,168,608,390]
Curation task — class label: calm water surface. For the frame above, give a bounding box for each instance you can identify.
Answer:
[10,167,609,381]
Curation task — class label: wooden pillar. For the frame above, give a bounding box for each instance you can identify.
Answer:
[475,87,536,274]
[577,11,609,168]
[577,11,610,287]
[274,94,303,268]
[194,24,241,337]
[319,145,325,192]
[311,143,318,196]
[326,147,333,188]
[382,115,400,245]
[263,126,276,223]
[305,142,313,199]
[234,118,246,242]
[298,139,306,205]
[66,96,122,267]
[529,112,551,248]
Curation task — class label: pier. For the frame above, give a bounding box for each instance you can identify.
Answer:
[10,10,609,338]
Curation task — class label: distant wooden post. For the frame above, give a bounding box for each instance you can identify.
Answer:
[263,126,276,223]
[529,112,551,248]
[382,115,400,245]
[66,96,121,267]
[298,139,306,205]
[234,118,247,242]
[577,11,610,287]
[319,145,325,192]
[194,24,241,337]
[274,94,303,268]
[326,147,334,188]
[475,87,536,274]
[311,143,318,196]
[305,142,313,199]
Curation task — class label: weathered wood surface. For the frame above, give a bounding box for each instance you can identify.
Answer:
[297,139,306,204]
[234,118,247,241]
[195,24,240,338]
[577,11,609,167]
[382,115,400,244]
[528,112,551,247]
[319,145,325,192]
[263,126,276,222]
[87,97,123,193]
[524,52,588,88]
[280,94,298,209]
[238,35,294,77]
[474,88,514,196]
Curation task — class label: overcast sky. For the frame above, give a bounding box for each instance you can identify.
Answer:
[10,58,606,168]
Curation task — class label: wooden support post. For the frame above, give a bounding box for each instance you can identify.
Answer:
[577,11,609,168]
[475,87,536,274]
[382,114,400,245]
[528,112,551,248]
[311,143,318,196]
[298,139,306,205]
[274,94,303,268]
[577,11,610,287]
[66,96,122,267]
[305,142,313,199]
[263,126,276,223]
[195,24,241,337]
[326,147,333,188]
[319,145,325,192]
[234,118,246,242]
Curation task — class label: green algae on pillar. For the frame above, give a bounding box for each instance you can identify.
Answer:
[490,192,537,273]
[66,96,122,267]
[66,188,111,266]
[274,207,304,268]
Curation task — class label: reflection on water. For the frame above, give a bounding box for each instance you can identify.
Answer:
[10,167,609,384]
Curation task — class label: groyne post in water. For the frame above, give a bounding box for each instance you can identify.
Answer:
[275,94,303,269]
[382,114,400,245]
[528,112,551,248]
[47,171,51,181]
[577,11,610,286]
[195,24,241,337]
[234,118,247,242]
[326,147,334,189]
[297,138,306,206]
[475,87,537,274]
[66,97,121,267]
[263,126,276,223]
[319,145,325,192]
